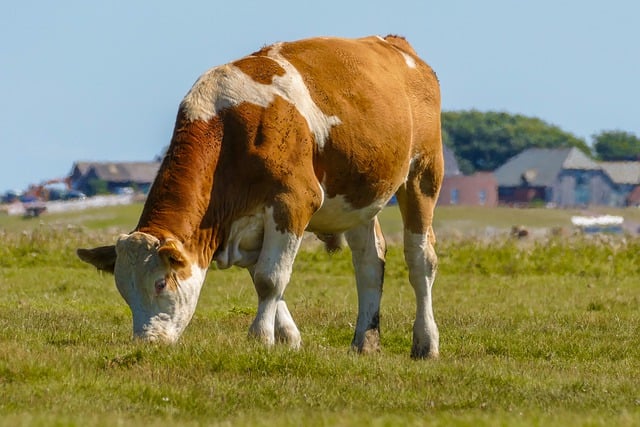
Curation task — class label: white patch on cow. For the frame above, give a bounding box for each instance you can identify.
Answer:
[113,232,208,343]
[307,194,388,234]
[404,231,439,357]
[344,218,385,352]
[316,180,326,208]
[375,36,416,68]
[214,211,265,269]
[181,65,271,121]
[400,51,416,69]
[138,264,208,343]
[275,300,301,349]
[258,207,300,276]
[268,45,342,149]
[181,45,341,149]
[249,207,302,347]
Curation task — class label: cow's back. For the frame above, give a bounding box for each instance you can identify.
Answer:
[270,36,442,232]
[174,35,441,236]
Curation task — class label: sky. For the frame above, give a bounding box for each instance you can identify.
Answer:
[1,0,638,191]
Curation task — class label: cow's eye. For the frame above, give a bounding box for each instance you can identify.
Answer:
[154,278,167,294]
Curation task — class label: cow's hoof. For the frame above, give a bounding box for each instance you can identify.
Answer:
[352,329,381,354]
[275,325,302,350]
[410,344,439,360]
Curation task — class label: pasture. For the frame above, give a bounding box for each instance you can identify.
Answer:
[1,204,639,426]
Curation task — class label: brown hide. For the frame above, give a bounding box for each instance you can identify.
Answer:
[131,35,442,267]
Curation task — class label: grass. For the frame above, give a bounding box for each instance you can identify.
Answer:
[1,205,640,425]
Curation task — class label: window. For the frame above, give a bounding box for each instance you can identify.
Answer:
[478,190,487,206]
[451,188,459,205]
[574,172,590,206]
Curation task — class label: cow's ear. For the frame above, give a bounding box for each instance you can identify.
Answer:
[158,239,187,269]
[77,245,117,274]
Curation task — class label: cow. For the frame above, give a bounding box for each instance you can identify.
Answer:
[77,35,443,359]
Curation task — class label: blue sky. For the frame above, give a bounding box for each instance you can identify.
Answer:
[1,0,638,191]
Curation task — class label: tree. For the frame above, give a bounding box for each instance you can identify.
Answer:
[592,130,640,161]
[86,178,109,197]
[442,110,590,174]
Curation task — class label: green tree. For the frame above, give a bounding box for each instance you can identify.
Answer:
[442,110,589,174]
[592,130,640,161]
[86,178,109,196]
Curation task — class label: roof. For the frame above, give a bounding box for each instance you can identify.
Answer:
[494,147,599,187]
[562,147,601,170]
[599,161,640,185]
[72,162,93,176]
[74,161,161,184]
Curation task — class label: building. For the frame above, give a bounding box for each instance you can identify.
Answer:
[626,185,640,207]
[599,161,640,206]
[69,161,160,196]
[494,147,640,207]
[437,145,498,206]
[438,172,498,206]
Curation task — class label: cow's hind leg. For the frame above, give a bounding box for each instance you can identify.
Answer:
[247,206,303,349]
[403,225,439,358]
[396,165,442,359]
[345,217,386,354]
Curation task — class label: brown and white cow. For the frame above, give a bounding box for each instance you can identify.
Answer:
[77,35,443,358]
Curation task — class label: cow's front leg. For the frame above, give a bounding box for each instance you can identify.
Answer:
[247,207,302,349]
[345,217,386,354]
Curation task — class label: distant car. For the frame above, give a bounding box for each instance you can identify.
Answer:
[65,190,86,200]
[2,190,22,204]
[19,194,38,203]
[47,188,66,201]
[114,187,134,195]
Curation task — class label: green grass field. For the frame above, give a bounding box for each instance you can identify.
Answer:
[1,204,639,426]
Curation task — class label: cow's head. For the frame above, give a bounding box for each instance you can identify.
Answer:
[77,232,207,343]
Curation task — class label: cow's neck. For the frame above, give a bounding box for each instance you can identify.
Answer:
[136,111,226,267]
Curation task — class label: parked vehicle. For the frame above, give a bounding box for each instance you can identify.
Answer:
[2,190,22,204]
[64,190,87,200]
